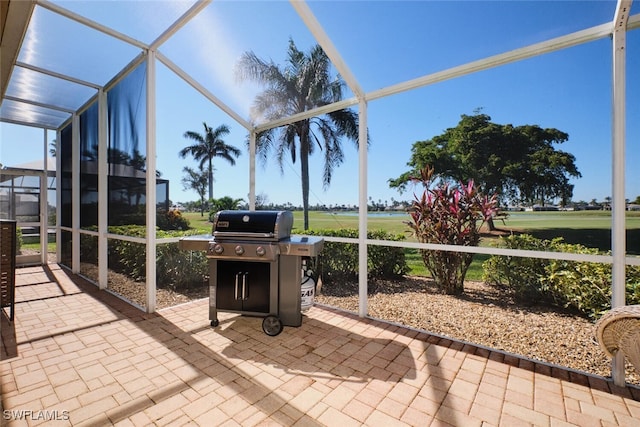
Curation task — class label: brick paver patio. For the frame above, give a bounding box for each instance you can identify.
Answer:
[2,264,640,426]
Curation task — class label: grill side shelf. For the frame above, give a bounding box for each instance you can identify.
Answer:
[178,235,213,251]
[279,235,324,257]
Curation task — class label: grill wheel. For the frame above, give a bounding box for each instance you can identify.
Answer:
[262,315,283,336]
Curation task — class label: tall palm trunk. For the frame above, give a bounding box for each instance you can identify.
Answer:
[208,158,213,201]
[300,126,311,230]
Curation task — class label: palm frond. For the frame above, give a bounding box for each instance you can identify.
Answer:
[235,39,361,228]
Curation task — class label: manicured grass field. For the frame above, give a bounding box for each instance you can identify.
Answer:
[21,210,638,281]
[183,209,640,251]
[182,209,640,281]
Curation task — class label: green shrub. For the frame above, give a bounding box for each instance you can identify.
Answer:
[79,225,208,290]
[156,242,208,290]
[16,227,23,254]
[303,228,408,284]
[543,242,640,319]
[482,234,563,304]
[483,234,640,318]
[108,226,147,281]
[157,209,190,231]
[208,196,244,221]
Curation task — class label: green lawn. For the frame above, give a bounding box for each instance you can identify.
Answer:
[24,210,621,281]
[21,210,638,283]
[182,209,640,281]
[183,211,212,234]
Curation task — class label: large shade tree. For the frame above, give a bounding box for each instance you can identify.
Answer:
[236,39,362,230]
[389,113,581,208]
[179,122,241,201]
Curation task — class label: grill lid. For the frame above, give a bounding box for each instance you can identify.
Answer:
[212,210,293,240]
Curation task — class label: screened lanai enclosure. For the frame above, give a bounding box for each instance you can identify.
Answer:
[1,0,639,384]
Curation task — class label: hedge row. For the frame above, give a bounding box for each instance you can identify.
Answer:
[483,234,640,319]
[80,226,409,289]
[80,226,208,290]
[303,229,409,282]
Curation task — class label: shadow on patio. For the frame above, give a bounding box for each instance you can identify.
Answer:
[2,264,640,426]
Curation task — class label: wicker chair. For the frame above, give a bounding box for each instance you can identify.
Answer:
[595,305,640,373]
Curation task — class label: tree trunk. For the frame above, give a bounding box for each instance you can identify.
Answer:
[300,127,310,230]
[208,158,214,201]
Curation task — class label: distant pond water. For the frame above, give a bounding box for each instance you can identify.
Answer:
[326,211,407,217]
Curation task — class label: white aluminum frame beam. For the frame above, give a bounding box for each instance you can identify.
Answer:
[15,61,102,90]
[103,53,147,94]
[367,22,613,102]
[254,98,357,133]
[610,0,631,388]
[40,129,48,264]
[253,20,614,135]
[98,89,108,290]
[150,0,211,51]
[358,99,368,317]
[3,96,76,114]
[156,51,252,130]
[36,0,148,50]
[290,0,364,100]
[0,117,56,129]
[145,51,157,313]
[249,131,257,210]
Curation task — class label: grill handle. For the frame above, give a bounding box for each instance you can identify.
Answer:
[214,231,275,239]
[234,273,240,300]
[242,272,248,300]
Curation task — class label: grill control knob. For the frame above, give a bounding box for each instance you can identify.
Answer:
[235,245,245,255]
[213,244,224,255]
[256,246,266,257]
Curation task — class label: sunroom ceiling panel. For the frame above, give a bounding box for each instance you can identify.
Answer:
[19,5,142,87]
[160,1,353,125]
[307,1,618,93]
[50,0,199,46]
[6,66,96,113]
[0,98,70,129]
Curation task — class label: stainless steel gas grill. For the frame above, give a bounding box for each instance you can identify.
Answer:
[178,210,323,336]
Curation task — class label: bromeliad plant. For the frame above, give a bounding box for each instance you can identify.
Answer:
[407,166,498,295]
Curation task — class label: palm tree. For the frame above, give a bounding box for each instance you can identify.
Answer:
[179,123,241,201]
[236,38,362,230]
[181,166,208,216]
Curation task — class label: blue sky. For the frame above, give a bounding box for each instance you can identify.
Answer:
[1,0,639,208]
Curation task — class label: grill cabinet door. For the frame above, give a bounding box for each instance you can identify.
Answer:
[216,261,270,314]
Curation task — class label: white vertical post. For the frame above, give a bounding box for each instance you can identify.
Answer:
[41,129,48,264]
[249,131,256,210]
[611,2,628,386]
[358,99,368,317]
[98,89,108,289]
[146,51,157,313]
[72,114,80,273]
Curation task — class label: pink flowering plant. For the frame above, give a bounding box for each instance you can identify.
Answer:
[406,166,498,295]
